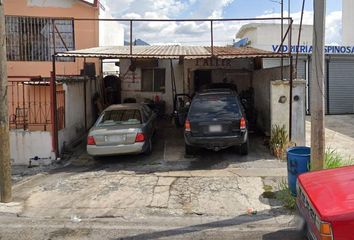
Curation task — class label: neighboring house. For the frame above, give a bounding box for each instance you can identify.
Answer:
[236,23,313,53]
[4,0,123,165]
[236,22,354,115]
[99,0,124,75]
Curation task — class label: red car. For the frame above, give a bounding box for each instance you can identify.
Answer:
[297,165,354,240]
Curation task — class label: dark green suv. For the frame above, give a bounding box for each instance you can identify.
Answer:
[184,89,249,156]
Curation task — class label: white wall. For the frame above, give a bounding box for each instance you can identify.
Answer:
[270,79,306,146]
[343,0,354,45]
[10,130,54,165]
[59,79,96,152]
[237,24,313,52]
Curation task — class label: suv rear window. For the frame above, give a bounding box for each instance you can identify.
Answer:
[189,95,240,120]
[96,109,142,126]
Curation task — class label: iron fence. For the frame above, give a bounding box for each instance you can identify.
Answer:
[8,80,65,131]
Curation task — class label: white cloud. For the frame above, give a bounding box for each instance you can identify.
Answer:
[105,0,342,46]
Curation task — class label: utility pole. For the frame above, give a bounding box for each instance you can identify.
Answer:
[0,0,12,203]
[311,0,326,170]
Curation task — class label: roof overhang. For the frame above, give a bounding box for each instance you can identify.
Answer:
[56,45,285,60]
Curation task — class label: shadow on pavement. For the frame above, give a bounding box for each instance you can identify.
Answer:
[14,120,284,180]
[112,210,300,240]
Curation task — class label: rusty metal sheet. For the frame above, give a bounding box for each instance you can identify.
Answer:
[56,45,284,59]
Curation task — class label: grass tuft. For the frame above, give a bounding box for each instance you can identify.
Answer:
[324,148,354,169]
[276,179,296,210]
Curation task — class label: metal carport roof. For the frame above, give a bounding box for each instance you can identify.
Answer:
[56,45,285,59]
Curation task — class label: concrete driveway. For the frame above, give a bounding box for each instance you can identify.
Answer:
[2,121,301,239]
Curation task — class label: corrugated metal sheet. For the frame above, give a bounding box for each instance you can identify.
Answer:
[328,58,354,114]
[56,45,284,59]
[296,59,306,80]
[308,59,329,114]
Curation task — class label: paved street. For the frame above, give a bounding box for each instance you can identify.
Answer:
[0,215,304,240]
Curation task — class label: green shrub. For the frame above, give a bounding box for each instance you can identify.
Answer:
[270,125,289,159]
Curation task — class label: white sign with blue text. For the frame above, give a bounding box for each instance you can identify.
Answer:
[272,45,354,54]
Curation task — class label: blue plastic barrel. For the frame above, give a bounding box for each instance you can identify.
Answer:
[287,147,311,196]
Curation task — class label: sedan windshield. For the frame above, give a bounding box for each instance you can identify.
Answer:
[96,109,142,126]
[189,95,240,120]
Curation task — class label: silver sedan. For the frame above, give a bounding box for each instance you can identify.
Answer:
[87,103,157,157]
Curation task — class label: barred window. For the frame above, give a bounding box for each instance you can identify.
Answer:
[141,68,166,92]
[5,16,75,61]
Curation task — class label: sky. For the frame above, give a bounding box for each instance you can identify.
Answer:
[104,0,343,46]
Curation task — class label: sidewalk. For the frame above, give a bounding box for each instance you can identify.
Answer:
[306,116,354,159]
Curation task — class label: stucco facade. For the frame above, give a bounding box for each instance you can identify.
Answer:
[4,0,100,77]
[4,0,101,165]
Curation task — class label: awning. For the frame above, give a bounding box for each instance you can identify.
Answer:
[56,45,285,59]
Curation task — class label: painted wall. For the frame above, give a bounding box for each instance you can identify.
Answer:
[10,130,54,165]
[4,0,100,78]
[343,0,354,45]
[58,79,97,152]
[270,79,306,146]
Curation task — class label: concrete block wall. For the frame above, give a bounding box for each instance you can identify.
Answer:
[270,79,306,146]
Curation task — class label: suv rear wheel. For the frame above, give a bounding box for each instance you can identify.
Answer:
[239,140,249,155]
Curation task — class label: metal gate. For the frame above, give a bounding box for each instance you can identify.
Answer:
[328,58,354,114]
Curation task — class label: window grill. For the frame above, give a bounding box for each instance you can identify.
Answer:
[5,16,75,61]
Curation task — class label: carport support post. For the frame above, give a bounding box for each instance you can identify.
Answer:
[0,0,12,203]
[311,0,326,170]
[83,58,87,131]
[51,56,59,158]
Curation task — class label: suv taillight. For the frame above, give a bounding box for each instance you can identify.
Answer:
[87,136,96,145]
[185,119,191,132]
[240,117,246,130]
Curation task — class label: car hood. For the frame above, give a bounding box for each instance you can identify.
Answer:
[298,165,354,222]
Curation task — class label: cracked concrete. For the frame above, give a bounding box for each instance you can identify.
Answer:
[3,123,292,231]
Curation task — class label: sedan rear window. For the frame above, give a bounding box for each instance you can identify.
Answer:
[97,109,142,126]
[189,95,240,120]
